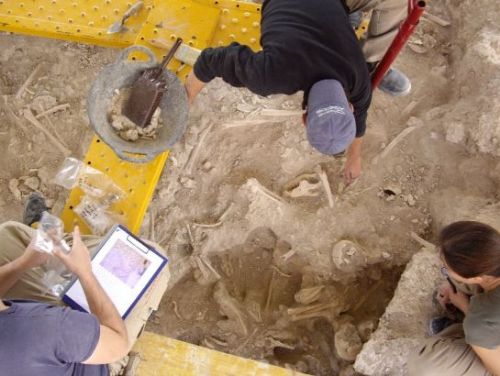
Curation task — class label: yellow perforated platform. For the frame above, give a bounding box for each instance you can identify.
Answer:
[60,136,169,234]
[133,332,311,376]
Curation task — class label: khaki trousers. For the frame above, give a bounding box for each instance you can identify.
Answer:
[407,280,491,376]
[0,221,170,351]
[407,324,492,376]
[344,0,408,62]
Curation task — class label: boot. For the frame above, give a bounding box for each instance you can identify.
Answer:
[378,67,412,97]
[23,193,48,226]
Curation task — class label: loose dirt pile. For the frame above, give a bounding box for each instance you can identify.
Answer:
[108,88,163,141]
[0,0,499,374]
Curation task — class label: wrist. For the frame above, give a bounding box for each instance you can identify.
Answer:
[75,268,95,283]
[15,254,36,271]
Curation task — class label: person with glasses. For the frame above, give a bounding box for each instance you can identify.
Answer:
[408,221,500,375]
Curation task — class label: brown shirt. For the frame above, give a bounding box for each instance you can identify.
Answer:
[464,286,500,349]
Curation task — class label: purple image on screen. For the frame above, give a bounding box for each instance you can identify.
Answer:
[100,238,151,288]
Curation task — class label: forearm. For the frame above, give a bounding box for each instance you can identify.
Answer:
[0,256,30,296]
[347,137,363,158]
[471,345,500,375]
[79,272,127,341]
[194,43,273,95]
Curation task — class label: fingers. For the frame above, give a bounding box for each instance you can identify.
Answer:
[344,170,353,186]
[52,246,68,263]
[72,226,84,248]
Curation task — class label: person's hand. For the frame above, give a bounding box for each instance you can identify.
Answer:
[19,238,49,269]
[185,71,206,105]
[343,153,362,185]
[438,282,470,314]
[53,226,92,278]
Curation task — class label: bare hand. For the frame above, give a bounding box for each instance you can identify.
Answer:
[438,282,470,314]
[53,226,92,278]
[184,71,206,104]
[20,238,49,269]
[343,154,362,185]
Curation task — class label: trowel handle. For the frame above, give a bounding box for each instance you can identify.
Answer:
[159,38,183,69]
[122,1,144,23]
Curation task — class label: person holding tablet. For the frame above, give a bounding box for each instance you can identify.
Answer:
[0,223,127,376]
[0,195,168,376]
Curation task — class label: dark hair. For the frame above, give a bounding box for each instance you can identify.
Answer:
[440,221,500,278]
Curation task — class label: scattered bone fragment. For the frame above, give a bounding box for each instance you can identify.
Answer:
[334,322,363,362]
[294,286,324,305]
[213,281,249,336]
[8,179,22,200]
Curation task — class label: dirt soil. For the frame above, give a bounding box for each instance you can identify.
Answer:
[1,0,499,374]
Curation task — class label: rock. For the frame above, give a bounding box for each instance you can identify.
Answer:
[179,176,196,189]
[331,240,366,274]
[37,166,53,184]
[403,194,416,207]
[354,249,442,375]
[119,129,139,141]
[445,122,466,144]
[202,160,213,172]
[335,322,363,362]
[8,179,22,200]
[357,320,377,342]
[22,176,40,191]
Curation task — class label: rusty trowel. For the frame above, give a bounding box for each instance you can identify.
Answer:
[107,1,143,34]
[122,38,183,128]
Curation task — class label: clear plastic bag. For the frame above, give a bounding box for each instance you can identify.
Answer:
[55,157,125,200]
[30,212,72,297]
[73,196,121,236]
[55,157,126,235]
[32,212,70,254]
[40,260,72,298]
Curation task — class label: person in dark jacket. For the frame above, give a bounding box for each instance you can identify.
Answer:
[185,0,407,183]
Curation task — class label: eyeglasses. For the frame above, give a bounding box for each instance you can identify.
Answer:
[440,266,458,294]
[440,267,449,278]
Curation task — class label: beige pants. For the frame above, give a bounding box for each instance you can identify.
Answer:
[407,280,491,376]
[408,324,492,376]
[0,221,170,351]
[344,0,408,62]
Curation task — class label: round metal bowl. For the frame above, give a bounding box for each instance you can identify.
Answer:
[87,45,189,163]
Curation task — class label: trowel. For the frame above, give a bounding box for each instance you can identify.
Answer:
[122,38,183,128]
[107,1,144,34]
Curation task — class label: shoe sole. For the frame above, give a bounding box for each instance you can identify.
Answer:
[378,81,412,97]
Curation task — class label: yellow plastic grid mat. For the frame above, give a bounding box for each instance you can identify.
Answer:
[133,331,311,376]
[60,136,169,234]
[0,0,154,48]
[0,0,262,49]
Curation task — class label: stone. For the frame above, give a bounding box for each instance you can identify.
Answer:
[8,179,22,200]
[22,176,40,191]
[354,249,442,375]
[357,320,377,342]
[335,322,363,362]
